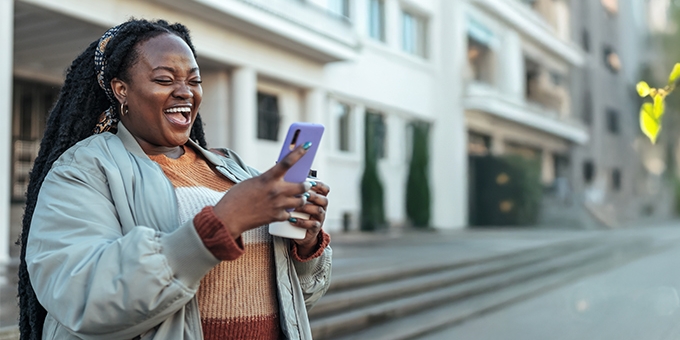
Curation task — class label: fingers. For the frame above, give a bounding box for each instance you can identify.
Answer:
[263,180,312,200]
[264,143,312,179]
[305,191,328,209]
[307,179,330,196]
[289,217,322,230]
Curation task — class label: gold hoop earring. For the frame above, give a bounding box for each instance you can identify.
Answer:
[120,102,128,117]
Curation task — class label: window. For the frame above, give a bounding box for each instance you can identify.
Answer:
[467,36,494,84]
[257,92,281,141]
[335,102,352,152]
[581,29,590,52]
[583,92,593,125]
[601,0,618,14]
[583,161,595,183]
[612,169,621,191]
[603,46,621,73]
[468,131,491,156]
[366,111,387,159]
[402,11,428,58]
[368,0,385,41]
[328,0,350,19]
[12,80,58,201]
[606,108,619,134]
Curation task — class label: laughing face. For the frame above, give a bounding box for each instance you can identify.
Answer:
[111,33,202,157]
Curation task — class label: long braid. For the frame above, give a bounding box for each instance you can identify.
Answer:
[18,19,206,339]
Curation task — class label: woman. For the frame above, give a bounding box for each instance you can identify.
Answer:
[18,19,331,340]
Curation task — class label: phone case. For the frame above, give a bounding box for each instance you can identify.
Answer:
[276,122,324,183]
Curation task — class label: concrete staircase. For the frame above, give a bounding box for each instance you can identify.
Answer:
[309,235,661,339]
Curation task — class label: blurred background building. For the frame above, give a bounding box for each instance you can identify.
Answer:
[0,0,675,264]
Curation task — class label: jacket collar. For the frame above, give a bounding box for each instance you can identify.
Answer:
[115,122,223,167]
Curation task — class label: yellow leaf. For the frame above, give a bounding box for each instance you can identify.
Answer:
[653,94,666,119]
[640,103,661,144]
[637,81,651,97]
[669,63,680,85]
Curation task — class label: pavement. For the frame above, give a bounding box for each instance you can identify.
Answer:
[2,218,680,338]
[420,229,680,340]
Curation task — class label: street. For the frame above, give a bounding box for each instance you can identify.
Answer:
[421,226,680,340]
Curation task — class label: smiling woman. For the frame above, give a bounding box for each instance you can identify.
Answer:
[18,19,331,340]
[112,34,203,158]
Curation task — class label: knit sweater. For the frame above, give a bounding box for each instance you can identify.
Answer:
[149,146,280,339]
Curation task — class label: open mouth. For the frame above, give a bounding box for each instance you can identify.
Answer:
[164,106,192,126]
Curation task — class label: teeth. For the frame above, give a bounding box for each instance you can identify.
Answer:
[164,107,191,113]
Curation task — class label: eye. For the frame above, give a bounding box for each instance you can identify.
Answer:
[154,78,172,84]
[189,79,203,86]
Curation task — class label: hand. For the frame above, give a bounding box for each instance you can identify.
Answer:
[212,144,312,238]
[290,179,330,257]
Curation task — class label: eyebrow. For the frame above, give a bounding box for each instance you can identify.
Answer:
[152,66,200,74]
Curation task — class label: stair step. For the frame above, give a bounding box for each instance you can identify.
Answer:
[311,238,646,339]
[328,237,598,293]
[311,239,593,318]
[341,237,661,340]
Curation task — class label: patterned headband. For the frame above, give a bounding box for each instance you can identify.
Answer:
[94,24,123,103]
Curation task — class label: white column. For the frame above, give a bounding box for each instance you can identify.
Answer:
[490,133,505,156]
[304,88,329,176]
[354,104,366,160]
[541,149,555,185]
[230,67,257,165]
[501,31,524,101]
[0,0,13,264]
[431,0,467,229]
[200,70,230,148]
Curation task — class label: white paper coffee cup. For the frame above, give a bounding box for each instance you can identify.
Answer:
[269,211,309,239]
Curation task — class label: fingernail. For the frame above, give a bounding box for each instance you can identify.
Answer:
[288,217,298,223]
[309,180,317,187]
[303,142,313,150]
[303,192,310,199]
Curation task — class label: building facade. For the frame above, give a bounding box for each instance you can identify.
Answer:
[569,0,673,227]
[1,0,471,263]
[0,0,668,263]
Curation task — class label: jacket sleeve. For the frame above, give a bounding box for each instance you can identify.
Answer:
[26,163,220,339]
[293,245,332,310]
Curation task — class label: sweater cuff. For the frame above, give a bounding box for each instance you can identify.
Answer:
[193,206,244,261]
[291,230,331,263]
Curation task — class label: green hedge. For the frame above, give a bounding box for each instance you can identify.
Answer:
[406,121,431,228]
[361,113,386,231]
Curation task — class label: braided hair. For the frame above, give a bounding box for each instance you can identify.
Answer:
[18,19,207,339]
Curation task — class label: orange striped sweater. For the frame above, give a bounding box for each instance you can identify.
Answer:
[149,146,281,340]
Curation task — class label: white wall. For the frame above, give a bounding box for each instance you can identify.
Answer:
[13,0,468,235]
[0,0,14,263]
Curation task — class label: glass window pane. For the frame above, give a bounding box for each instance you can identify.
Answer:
[257,92,281,141]
[329,0,349,18]
[368,0,385,41]
[336,102,351,152]
[402,11,427,57]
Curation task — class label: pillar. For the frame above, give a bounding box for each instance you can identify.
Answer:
[201,70,230,148]
[431,0,467,229]
[230,67,257,165]
[304,88,329,176]
[0,0,14,264]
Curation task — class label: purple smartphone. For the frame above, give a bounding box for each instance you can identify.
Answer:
[277,122,325,183]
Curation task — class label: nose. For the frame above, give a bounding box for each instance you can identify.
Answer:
[173,83,194,100]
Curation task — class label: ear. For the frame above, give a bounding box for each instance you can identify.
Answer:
[111,78,128,105]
